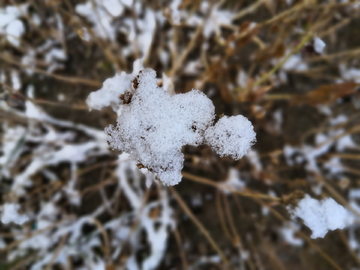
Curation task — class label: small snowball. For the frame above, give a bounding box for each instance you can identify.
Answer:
[288,194,354,238]
[313,37,326,54]
[1,203,29,225]
[205,115,256,160]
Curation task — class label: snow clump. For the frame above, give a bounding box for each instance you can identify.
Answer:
[313,37,326,54]
[1,203,29,225]
[288,194,354,238]
[87,72,131,111]
[205,115,256,160]
[94,68,256,186]
[86,59,143,111]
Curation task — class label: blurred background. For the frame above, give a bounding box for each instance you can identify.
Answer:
[1,0,360,269]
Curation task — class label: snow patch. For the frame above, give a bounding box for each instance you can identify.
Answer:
[288,195,354,238]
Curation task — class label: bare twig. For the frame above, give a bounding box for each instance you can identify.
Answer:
[169,187,229,264]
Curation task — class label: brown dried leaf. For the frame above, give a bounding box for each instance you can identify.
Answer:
[236,84,273,102]
[226,22,261,56]
[291,82,358,106]
[254,43,285,62]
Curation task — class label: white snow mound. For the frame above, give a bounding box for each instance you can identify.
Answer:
[104,68,256,185]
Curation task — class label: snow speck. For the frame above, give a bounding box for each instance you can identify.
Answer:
[288,194,354,238]
[279,221,303,246]
[219,168,246,193]
[282,54,308,71]
[11,69,21,90]
[313,37,326,54]
[340,64,360,83]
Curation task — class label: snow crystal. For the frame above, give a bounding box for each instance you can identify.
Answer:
[313,37,326,54]
[105,68,256,185]
[289,194,354,238]
[1,203,29,225]
[205,115,256,160]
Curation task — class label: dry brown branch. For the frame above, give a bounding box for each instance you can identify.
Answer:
[254,198,344,270]
[173,228,189,270]
[169,186,229,264]
[2,216,74,252]
[315,174,360,220]
[45,233,69,270]
[182,172,280,201]
[0,55,102,87]
[92,218,111,264]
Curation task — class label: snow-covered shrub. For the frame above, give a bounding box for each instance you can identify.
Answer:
[2,1,360,268]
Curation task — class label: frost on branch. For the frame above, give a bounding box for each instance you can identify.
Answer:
[87,72,131,111]
[288,194,354,239]
[86,59,143,111]
[98,68,256,185]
